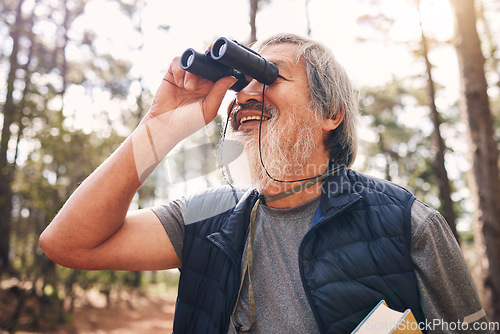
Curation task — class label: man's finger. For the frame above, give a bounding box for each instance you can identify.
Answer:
[203,76,238,123]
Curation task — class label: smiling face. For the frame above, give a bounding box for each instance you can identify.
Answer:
[230,43,312,133]
[223,43,336,193]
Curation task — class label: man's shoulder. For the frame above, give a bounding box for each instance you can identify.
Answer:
[183,186,248,206]
[345,169,415,203]
[183,186,250,225]
[409,199,451,244]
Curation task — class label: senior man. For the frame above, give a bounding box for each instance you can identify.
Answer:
[40,33,490,333]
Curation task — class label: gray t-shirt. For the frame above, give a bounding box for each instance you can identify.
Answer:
[152,187,491,333]
[227,196,321,334]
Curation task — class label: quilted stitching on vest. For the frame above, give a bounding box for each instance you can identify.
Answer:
[174,169,424,334]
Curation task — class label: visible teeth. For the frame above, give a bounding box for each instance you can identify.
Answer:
[240,116,268,124]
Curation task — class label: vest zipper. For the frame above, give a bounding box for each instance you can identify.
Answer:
[297,196,362,334]
[208,235,244,333]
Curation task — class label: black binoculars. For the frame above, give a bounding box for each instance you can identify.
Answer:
[180,37,280,91]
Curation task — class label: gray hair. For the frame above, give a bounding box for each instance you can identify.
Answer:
[254,33,359,167]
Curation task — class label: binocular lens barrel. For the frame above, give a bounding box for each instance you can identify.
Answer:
[180,48,227,83]
[179,37,279,91]
[180,48,248,91]
[211,37,279,85]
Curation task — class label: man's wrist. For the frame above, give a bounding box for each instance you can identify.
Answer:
[132,102,206,183]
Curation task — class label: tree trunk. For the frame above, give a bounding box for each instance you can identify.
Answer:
[0,0,26,279]
[249,0,258,44]
[305,0,312,36]
[450,0,500,324]
[418,8,458,240]
[476,0,499,88]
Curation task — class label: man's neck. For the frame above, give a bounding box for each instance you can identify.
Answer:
[257,155,330,208]
[261,180,323,209]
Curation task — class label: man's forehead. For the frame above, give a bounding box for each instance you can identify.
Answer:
[259,43,299,58]
[259,44,301,70]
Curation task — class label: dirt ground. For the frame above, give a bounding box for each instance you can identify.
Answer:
[44,292,176,334]
[0,284,176,334]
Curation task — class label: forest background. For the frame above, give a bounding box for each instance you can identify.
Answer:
[0,0,499,332]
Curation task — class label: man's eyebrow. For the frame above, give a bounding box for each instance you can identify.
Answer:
[271,60,289,70]
[270,60,293,78]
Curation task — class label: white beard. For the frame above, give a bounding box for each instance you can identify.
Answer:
[217,106,323,192]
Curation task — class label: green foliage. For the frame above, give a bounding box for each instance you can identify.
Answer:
[360,79,433,191]
[0,2,217,326]
[1,0,494,327]
[358,77,464,220]
[1,0,167,321]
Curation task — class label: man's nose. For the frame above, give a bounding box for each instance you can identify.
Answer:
[236,79,265,104]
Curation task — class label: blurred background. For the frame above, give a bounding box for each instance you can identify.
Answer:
[0,0,499,332]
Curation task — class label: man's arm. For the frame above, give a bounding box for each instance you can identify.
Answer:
[411,200,492,333]
[39,56,237,271]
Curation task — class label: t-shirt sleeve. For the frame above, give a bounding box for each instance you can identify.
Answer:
[150,186,247,262]
[151,199,186,260]
[410,200,492,333]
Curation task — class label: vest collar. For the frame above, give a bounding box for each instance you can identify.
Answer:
[208,165,362,258]
[318,165,363,222]
[207,189,260,263]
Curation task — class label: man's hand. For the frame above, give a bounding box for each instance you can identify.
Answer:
[39,52,237,272]
[131,56,237,183]
[148,56,237,125]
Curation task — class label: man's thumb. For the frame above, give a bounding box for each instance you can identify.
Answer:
[204,76,238,122]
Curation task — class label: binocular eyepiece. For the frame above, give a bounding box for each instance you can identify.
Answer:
[180,37,279,92]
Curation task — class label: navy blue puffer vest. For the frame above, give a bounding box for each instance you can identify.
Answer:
[173,167,425,333]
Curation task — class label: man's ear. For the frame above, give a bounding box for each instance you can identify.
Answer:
[322,108,345,132]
